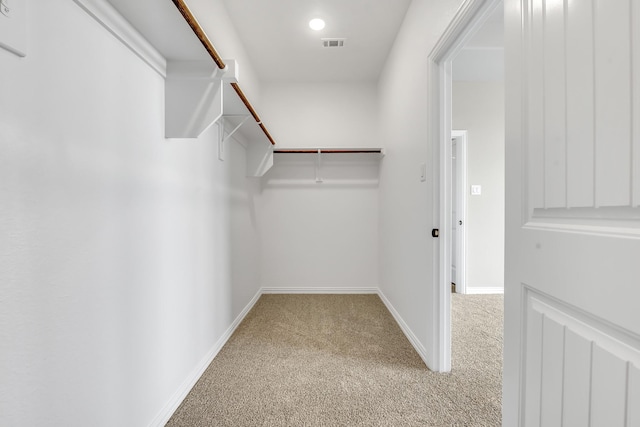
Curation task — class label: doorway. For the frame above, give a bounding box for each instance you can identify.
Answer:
[450,8,505,295]
[427,0,503,372]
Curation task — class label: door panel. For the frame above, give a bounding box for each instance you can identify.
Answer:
[562,329,591,427]
[591,345,628,427]
[539,316,563,427]
[566,0,595,208]
[594,0,632,208]
[528,0,637,213]
[523,308,542,427]
[542,0,566,209]
[522,291,640,426]
[528,0,545,209]
[505,0,640,425]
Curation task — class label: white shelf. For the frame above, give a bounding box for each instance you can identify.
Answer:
[74,0,276,176]
[271,148,384,183]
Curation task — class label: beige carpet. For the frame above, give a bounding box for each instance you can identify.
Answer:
[167,293,503,426]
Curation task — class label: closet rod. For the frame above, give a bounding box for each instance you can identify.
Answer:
[274,149,383,154]
[259,124,277,146]
[230,83,261,123]
[171,0,276,145]
[171,0,226,70]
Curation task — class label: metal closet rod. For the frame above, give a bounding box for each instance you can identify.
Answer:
[274,149,383,154]
[171,0,276,145]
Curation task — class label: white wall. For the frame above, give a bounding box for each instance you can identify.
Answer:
[453,48,504,81]
[255,82,381,291]
[261,82,379,148]
[257,154,380,291]
[0,2,260,426]
[377,0,465,368]
[452,81,505,291]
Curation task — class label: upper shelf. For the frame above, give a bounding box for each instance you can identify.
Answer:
[74,0,276,146]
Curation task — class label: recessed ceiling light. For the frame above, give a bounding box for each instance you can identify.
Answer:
[309,18,325,31]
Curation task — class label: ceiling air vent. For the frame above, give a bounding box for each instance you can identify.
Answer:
[322,38,346,48]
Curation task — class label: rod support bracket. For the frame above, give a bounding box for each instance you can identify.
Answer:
[218,114,251,161]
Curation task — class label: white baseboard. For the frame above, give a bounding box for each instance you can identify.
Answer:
[376,290,431,369]
[464,286,504,295]
[261,286,379,294]
[148,288,262,427]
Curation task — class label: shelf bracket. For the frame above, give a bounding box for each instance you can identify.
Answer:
[218,115,251,161]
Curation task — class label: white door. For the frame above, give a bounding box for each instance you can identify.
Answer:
[452,138,458,287]
[451,131,468,294]
[504,0,640,426]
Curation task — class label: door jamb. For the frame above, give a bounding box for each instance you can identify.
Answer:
[428,0,502,372]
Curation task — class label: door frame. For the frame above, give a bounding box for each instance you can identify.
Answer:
[428,0,502,372]
[451,130,468,294]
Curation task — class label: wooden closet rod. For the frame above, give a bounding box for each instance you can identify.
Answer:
[259,124,277,146]
[230,83,260,123]
[171,0,226,70]
[274,149,383,154]
[171,0,276,145]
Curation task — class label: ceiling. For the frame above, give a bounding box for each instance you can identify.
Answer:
[221,0,412,84]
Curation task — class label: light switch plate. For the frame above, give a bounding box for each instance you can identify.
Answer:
[420,163,427,182]
[0,0,27,57]
[471,185,482,196]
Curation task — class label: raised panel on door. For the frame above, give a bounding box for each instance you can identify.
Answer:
[565,0,595,208]
[522,291,640,426]
[527,0,545,210]
[561,329,591,427]
[524,308,543,427]
[591,345,628,427]
[526,0,640,223]
[542,0,566,209]
[539,316,563,427]
[594,0,632,208]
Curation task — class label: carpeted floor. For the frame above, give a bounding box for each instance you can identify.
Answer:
[167,293,503,426]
